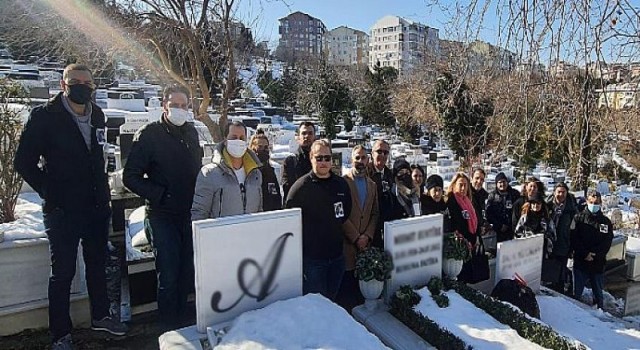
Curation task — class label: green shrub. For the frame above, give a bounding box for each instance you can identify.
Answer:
[354,246,394,282]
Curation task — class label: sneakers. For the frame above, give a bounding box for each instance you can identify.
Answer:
[91,316,129,336]
[52,334,74,350]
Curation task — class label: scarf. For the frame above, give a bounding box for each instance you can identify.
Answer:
[454,192,477,234]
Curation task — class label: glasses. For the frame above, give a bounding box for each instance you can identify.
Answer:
[314,155,332,162]
[354,156,367,161]
[374,150,389,155]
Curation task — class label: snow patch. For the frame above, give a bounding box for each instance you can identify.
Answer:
[0,192,46,241]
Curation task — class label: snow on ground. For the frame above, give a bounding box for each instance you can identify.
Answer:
[414,288,547,349]
[214,294,389,350]
[538,294,640,349]
[0,192,45,241]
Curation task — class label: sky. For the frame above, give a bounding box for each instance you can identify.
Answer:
[236,0,498,47]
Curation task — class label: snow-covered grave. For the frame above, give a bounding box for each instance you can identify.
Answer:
[0,192,87,336]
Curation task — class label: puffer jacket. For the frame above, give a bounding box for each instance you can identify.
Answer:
[191,142,263,220]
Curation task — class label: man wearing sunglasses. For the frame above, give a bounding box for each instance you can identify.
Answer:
[15,64,128,349]
[285,140,352,301]
[282,121,316,201]
[366,139,393,248]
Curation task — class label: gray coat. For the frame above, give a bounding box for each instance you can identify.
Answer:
[191,142,263,220]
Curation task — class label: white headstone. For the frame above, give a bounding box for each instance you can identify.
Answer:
[384,214,443,302]
[192,209,303,333]
[624,283,640,317]
[495,235,544,293]
[119,122,147,134]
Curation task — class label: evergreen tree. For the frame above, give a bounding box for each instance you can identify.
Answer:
[358,63,398,127]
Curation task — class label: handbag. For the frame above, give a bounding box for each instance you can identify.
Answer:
[458,236,490,284]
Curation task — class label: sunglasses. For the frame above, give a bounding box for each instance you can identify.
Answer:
[314,155,332,162]
[375,150,389,155]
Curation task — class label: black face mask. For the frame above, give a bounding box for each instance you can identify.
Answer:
[66,84,93,104]
[398,174,414,188]
[257,150,270,163]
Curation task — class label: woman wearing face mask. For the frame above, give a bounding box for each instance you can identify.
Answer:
[421,174,451,232]
[388,159,421,220]
[249,132,282,211]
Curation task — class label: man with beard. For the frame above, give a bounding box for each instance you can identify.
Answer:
[471,168,489,235]
[337,145,379,311]
[486,172,521,242]
[124,85,202,328]
[282,122,315,201]
[389,159,421,220]
[285,140,352,300]
[546,182,577,293]
[249,132,282,211]
[366,139,394,248]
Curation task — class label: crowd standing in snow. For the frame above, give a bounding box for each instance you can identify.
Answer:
[13,64,617,349]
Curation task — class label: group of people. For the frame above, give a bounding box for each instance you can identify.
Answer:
[13,64,615,350]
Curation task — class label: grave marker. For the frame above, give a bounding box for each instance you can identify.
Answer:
[496,235,544,293]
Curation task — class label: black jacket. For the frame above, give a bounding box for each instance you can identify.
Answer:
[571,210,613,274]
[547,195,578,257]
[285,172,352,260]
[281,148,312,201]
[123,118,202,217]
[486,187,521,242]
[14,93,110,215]
[446,195,476,243]
[472,187,488,234]
[421,195,451,233]
[366,164,394,248]
[260,164,283,211]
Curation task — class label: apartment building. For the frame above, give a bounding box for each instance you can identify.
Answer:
[324,26,369,67]
[275,11,326,63]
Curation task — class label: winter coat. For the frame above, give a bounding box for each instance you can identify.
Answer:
[14,93,110,215]
[281,148,312,201]
[366,164,395,248]
[191,142,263,220]
[514,210,557,259]
[546,195,578,257]
[446,194,477,243]
[486,187,521,241]
[388,185,420,221]
[123,118,202,218]
[285,171,352,260]
[259,163,283,212]
[342,172,379,270]
[472,187,489,235]
[512,196,548,232]
[571,210,614,274]
[421,195,451,233]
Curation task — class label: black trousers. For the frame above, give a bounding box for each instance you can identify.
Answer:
[44,207,111,342]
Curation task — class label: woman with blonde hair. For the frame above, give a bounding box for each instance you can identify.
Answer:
[446,172,478,243]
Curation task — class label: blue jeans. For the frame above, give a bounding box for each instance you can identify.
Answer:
[303,255,345,301]
[45,207,111,342]
[573,267,605,308]
[145,215,194,327]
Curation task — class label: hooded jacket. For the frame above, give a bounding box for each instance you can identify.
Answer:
[191,142,263,220]
[123,117,202,217]
[14,92,110,215]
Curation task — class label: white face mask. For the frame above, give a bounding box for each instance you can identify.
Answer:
[166,108,188,126]
[226,139,247,158]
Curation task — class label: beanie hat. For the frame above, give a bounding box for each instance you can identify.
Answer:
[392,159,411,178]
[528,191,545,204]
[495,172,508,183]
[426,174,444,190]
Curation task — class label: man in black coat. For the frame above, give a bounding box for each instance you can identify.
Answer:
[285,140,352,301]
[123,85,202,328]
[366,139,394,248]
[546,182,578,294]
[250,132,282,211]
[281,121,315,201]
[14,64,127,349]
[471,168,489,235]
[571,190,613,309]
[486,172,520,242]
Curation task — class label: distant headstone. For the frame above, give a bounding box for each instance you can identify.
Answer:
[192,209,303,333]
[624,283,640,317]
[384,214,443,302]
[495,235,544,293]
[331,152,342,176]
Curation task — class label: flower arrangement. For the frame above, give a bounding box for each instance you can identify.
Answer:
[444,232,472,262]
[354,246,394,282]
